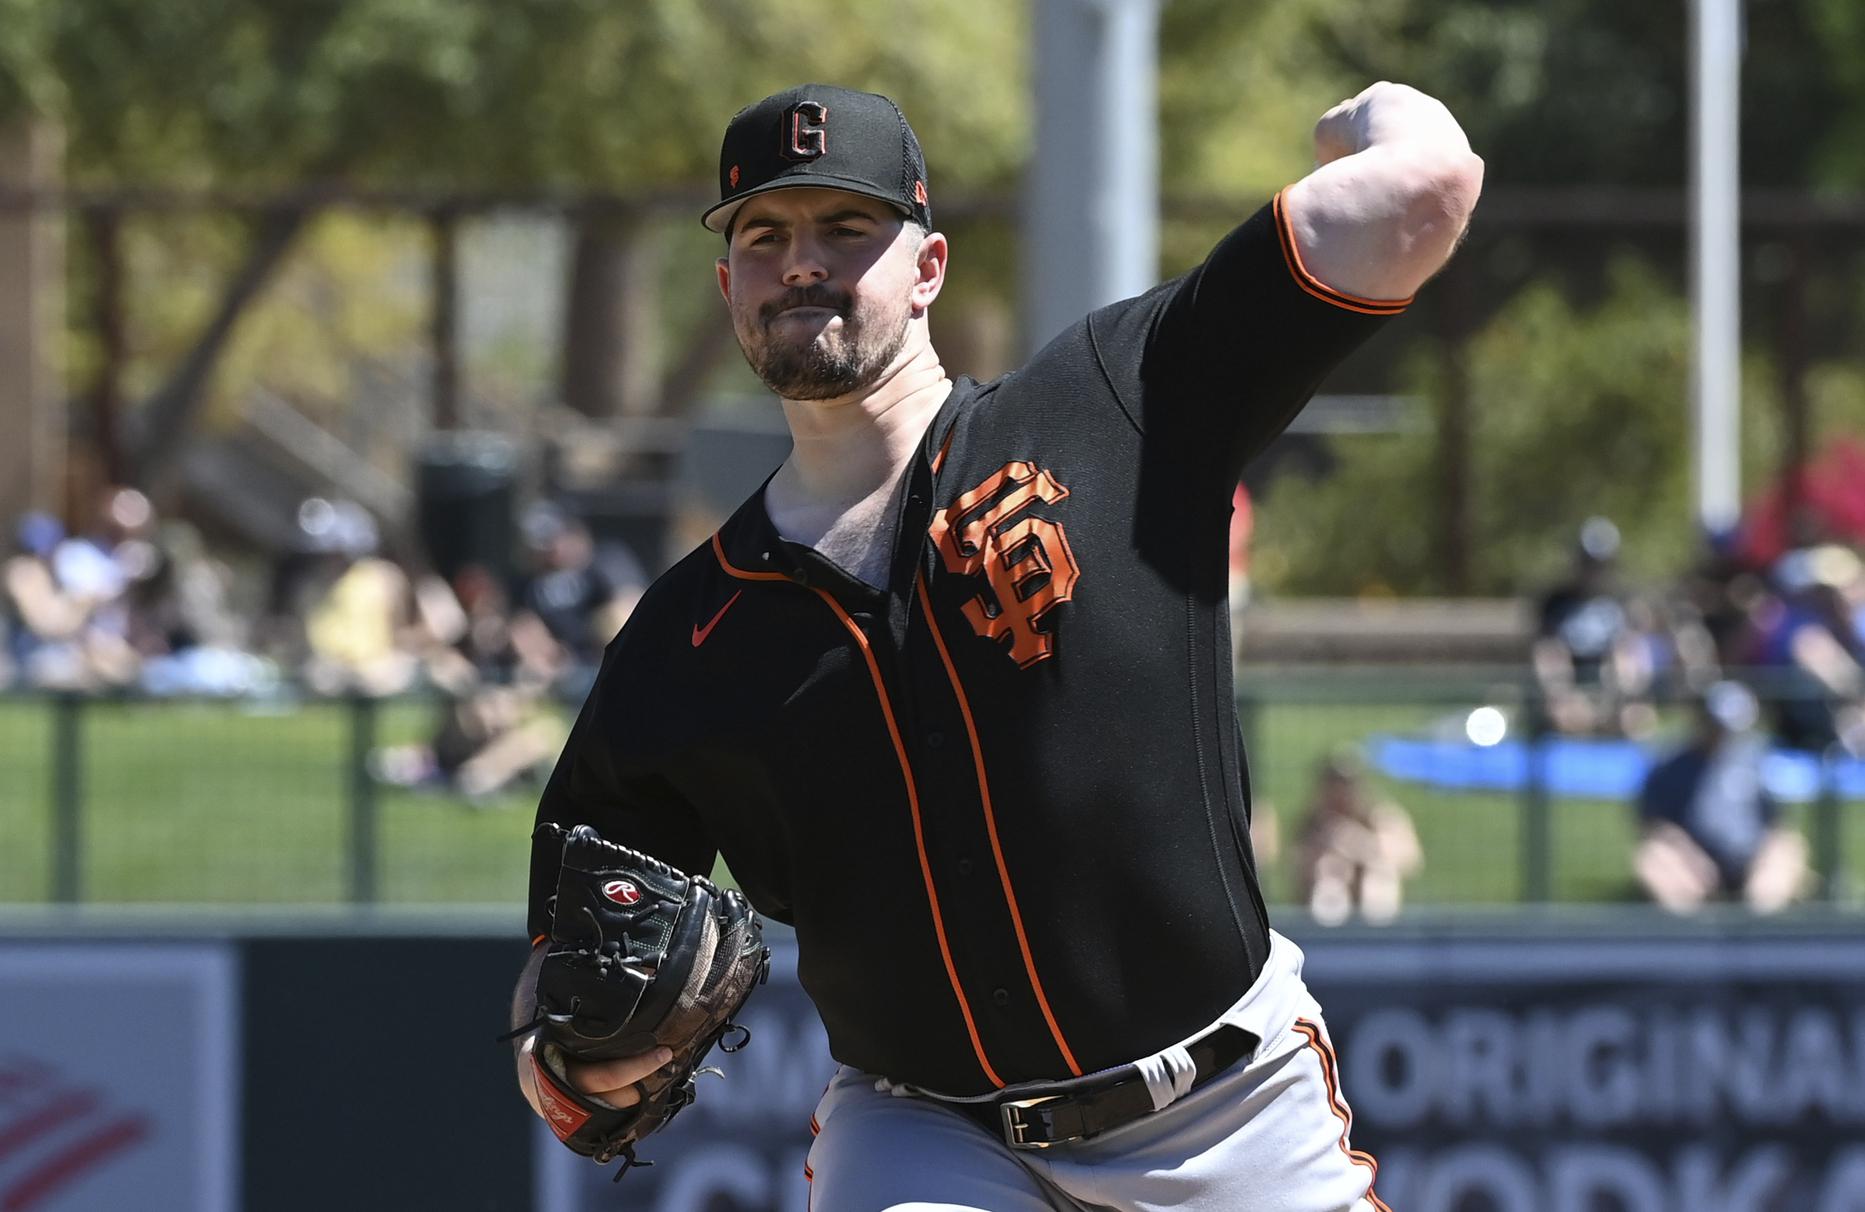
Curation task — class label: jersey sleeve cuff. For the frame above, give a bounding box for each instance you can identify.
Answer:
[1272,187,1413,317]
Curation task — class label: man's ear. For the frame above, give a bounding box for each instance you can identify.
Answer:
[910,230,948,313]
[715,257,731,305]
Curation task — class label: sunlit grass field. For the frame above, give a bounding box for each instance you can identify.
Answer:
[1,688,1857,909]
[0,697,542,905]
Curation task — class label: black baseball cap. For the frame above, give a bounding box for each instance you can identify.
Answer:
[702,84,932,235]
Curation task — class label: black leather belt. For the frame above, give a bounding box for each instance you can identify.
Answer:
[949,1024,1257,1150]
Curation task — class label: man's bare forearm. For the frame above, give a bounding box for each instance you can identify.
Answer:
[1282,82,1485,302]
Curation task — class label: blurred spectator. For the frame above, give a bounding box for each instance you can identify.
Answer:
[129,521,275,696]
[1532,517,1657,737]
[1293,746,1422,926]
[431,564,522,687]
[372,563,567,802]
[1249,797,1282,888]
[5,511,81,687]
[126,521,241,653]
[3,508,137,690]
[511,502,645,703]
[1228,481,1253,659]
[287,498,426,697]
[1631,590,1720,697]
[1675,531,1759,677]
[53,486,153,606]
[1745,543,1865,755]
[1634,681,1810,914]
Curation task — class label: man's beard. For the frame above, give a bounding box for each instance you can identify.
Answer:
[736,285,910,401]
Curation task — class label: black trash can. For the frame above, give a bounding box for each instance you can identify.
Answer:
[415,432,520,585]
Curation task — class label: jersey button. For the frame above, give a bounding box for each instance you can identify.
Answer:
[992,988,1010,1008]
[926,731,945,749]
[956,858,974,877]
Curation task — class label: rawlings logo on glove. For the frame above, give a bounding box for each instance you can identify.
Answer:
[518,823,771,1176]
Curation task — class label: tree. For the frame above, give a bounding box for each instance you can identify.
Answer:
[0,0,1029,489]
[1256,260,1865,596]
[1157,0,1865,594]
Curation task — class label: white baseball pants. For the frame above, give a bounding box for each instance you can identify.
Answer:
[804,932,1387,1212]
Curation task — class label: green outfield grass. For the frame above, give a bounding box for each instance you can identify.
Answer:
[0,692,1857,909]
[1248,699,1629,905]
[0,696,543,905]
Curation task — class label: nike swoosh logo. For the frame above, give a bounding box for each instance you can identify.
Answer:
[692,590,744,648]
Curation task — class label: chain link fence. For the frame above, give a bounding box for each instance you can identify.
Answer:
[4,671,1857,911]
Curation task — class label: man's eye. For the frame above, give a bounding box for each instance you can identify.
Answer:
[747,231,778,246]
[831,226,864,238]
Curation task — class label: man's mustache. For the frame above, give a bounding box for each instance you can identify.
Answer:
[760,287,851,325]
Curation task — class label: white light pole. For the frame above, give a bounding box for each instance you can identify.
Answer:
[1690,0,1743,534]
[1023,0,1161,354]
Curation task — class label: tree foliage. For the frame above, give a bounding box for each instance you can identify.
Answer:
[1299,0,1865,191]
[1258,266,1691,596]
[1256,261,1865,597]
[2,0,1029,485]
[1,0,1027,189]
[4,0,1862,581]
[1155,0,1865,207]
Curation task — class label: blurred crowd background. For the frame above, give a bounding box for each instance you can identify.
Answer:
[2,0,1863,918]
[6,482,638,795]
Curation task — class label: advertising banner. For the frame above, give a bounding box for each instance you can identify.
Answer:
[1305,935,1865,1212]
[0,944,239,1212]
[535,931,1865,1212]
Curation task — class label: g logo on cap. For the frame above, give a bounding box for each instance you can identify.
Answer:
[782,101,828,161]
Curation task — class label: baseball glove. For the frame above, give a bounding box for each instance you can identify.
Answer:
[521,822,771,1175]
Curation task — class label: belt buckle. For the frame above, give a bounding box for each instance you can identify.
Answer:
[999,1094,1066,1150]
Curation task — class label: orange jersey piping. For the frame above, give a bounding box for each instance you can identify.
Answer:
[711,534,1007,1089]
[1293,1018,1391,1212]
[1272,188,1412,317]
[932,427,957,475]
[916,574,1083,1076]
[709,533,791,582]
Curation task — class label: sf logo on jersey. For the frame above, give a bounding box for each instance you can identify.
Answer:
[929,461,1081,668]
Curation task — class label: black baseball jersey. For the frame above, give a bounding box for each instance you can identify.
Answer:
[530,192,1408,1096]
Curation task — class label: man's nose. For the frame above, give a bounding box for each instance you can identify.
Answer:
[781,235,829,285]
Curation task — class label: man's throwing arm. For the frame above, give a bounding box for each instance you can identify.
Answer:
[1281,81,1485,304]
